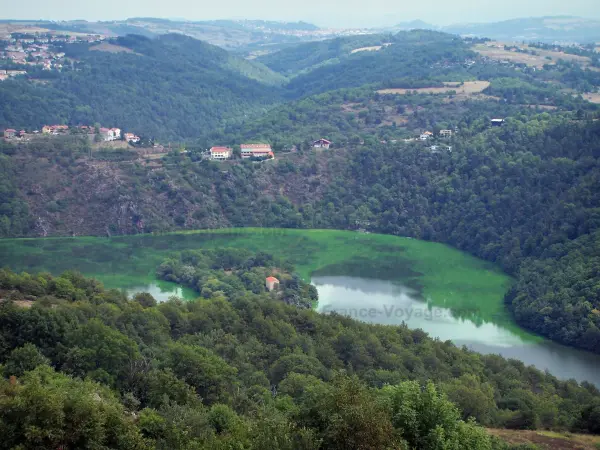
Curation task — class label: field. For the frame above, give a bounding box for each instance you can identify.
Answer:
[583,92,600,104]
[489,429,600,450]
[89,42,140,55]
[0,228,521,331]
[350,44,391,54]
[377,81,491,96]
[474,41,593,69]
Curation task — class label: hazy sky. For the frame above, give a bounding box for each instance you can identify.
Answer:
[1,0,599,28]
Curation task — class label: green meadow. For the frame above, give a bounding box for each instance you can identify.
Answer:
[0,228,535,339]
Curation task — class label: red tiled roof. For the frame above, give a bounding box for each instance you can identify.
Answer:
[210,146,231,153]
[315,138,331,144]
[4,129,16,133]
[266,276,279,282]
[241,143,271,149]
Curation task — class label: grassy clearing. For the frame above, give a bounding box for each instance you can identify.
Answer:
[377,81,491,96]
[584,93,600,104]
[473,41,592,69]
[89,42,140,55]
[0,228,529,335]
[489,428,600,449]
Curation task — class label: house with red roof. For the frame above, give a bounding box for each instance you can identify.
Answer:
[313,138,332,149]
[124,133,141,144]
[209,146,232,160]
[241,143,274,159]
[3,129,16,139]
[266,276,280,292]
[42,125,69,135]
[419,131,434,141]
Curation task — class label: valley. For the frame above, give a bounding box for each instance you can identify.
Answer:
[3,228,600,386]
[1,12,600,447]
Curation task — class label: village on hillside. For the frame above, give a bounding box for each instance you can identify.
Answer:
[2,118,506,162]
[0,29,105,78]
[3,124,141,143]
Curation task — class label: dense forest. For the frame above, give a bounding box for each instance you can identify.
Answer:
[280,31,476,98]
[1,266,600,449]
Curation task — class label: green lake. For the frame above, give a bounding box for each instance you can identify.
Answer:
[1,228,599,385]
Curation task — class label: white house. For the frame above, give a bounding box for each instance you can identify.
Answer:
[419,131,434,141]
[439,129,453,138]
[99,128,114,141]
[209,146,232,160]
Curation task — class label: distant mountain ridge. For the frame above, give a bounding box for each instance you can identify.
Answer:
[383,16,600,44]
[443,16,600,43]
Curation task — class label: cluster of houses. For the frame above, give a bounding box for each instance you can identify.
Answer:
[0,31,105,78]
[415,129,454,142]
[3,124,141,144]
[209,139,332,161]
[2,129,25,139]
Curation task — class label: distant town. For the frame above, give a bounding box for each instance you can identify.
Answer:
[0,30,105,79]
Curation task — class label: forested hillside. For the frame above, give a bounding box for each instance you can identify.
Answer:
[1,266,600,448]
[0,34,283,140]
[256,34,392,75]
[279,31,476,97]
[3,110,600,355]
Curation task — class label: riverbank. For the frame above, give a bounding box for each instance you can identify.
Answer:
[5,228,600,385]
[0,228,516,326]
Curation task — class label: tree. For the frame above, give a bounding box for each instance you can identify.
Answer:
[3,343,50,377]
[0,366,146,449]
[314,375,400,450]
[133,292,157,308]
[443,374,497,425]
[383,380,493,449]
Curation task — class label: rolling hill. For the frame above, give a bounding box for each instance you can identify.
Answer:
[258,30,476,97]
[0,34,284,140]
[443,16,600,43]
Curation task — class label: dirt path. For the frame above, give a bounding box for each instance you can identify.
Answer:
[377,81,490,96]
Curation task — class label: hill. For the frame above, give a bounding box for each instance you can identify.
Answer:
[30,18,324,52]
[444,16,600,43]
[0,33,283,140]
[2,97,600,355]
[259,30,476,97]
[256,34,392,75]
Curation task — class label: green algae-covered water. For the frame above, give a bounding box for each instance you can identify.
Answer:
[1,228,599,385]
